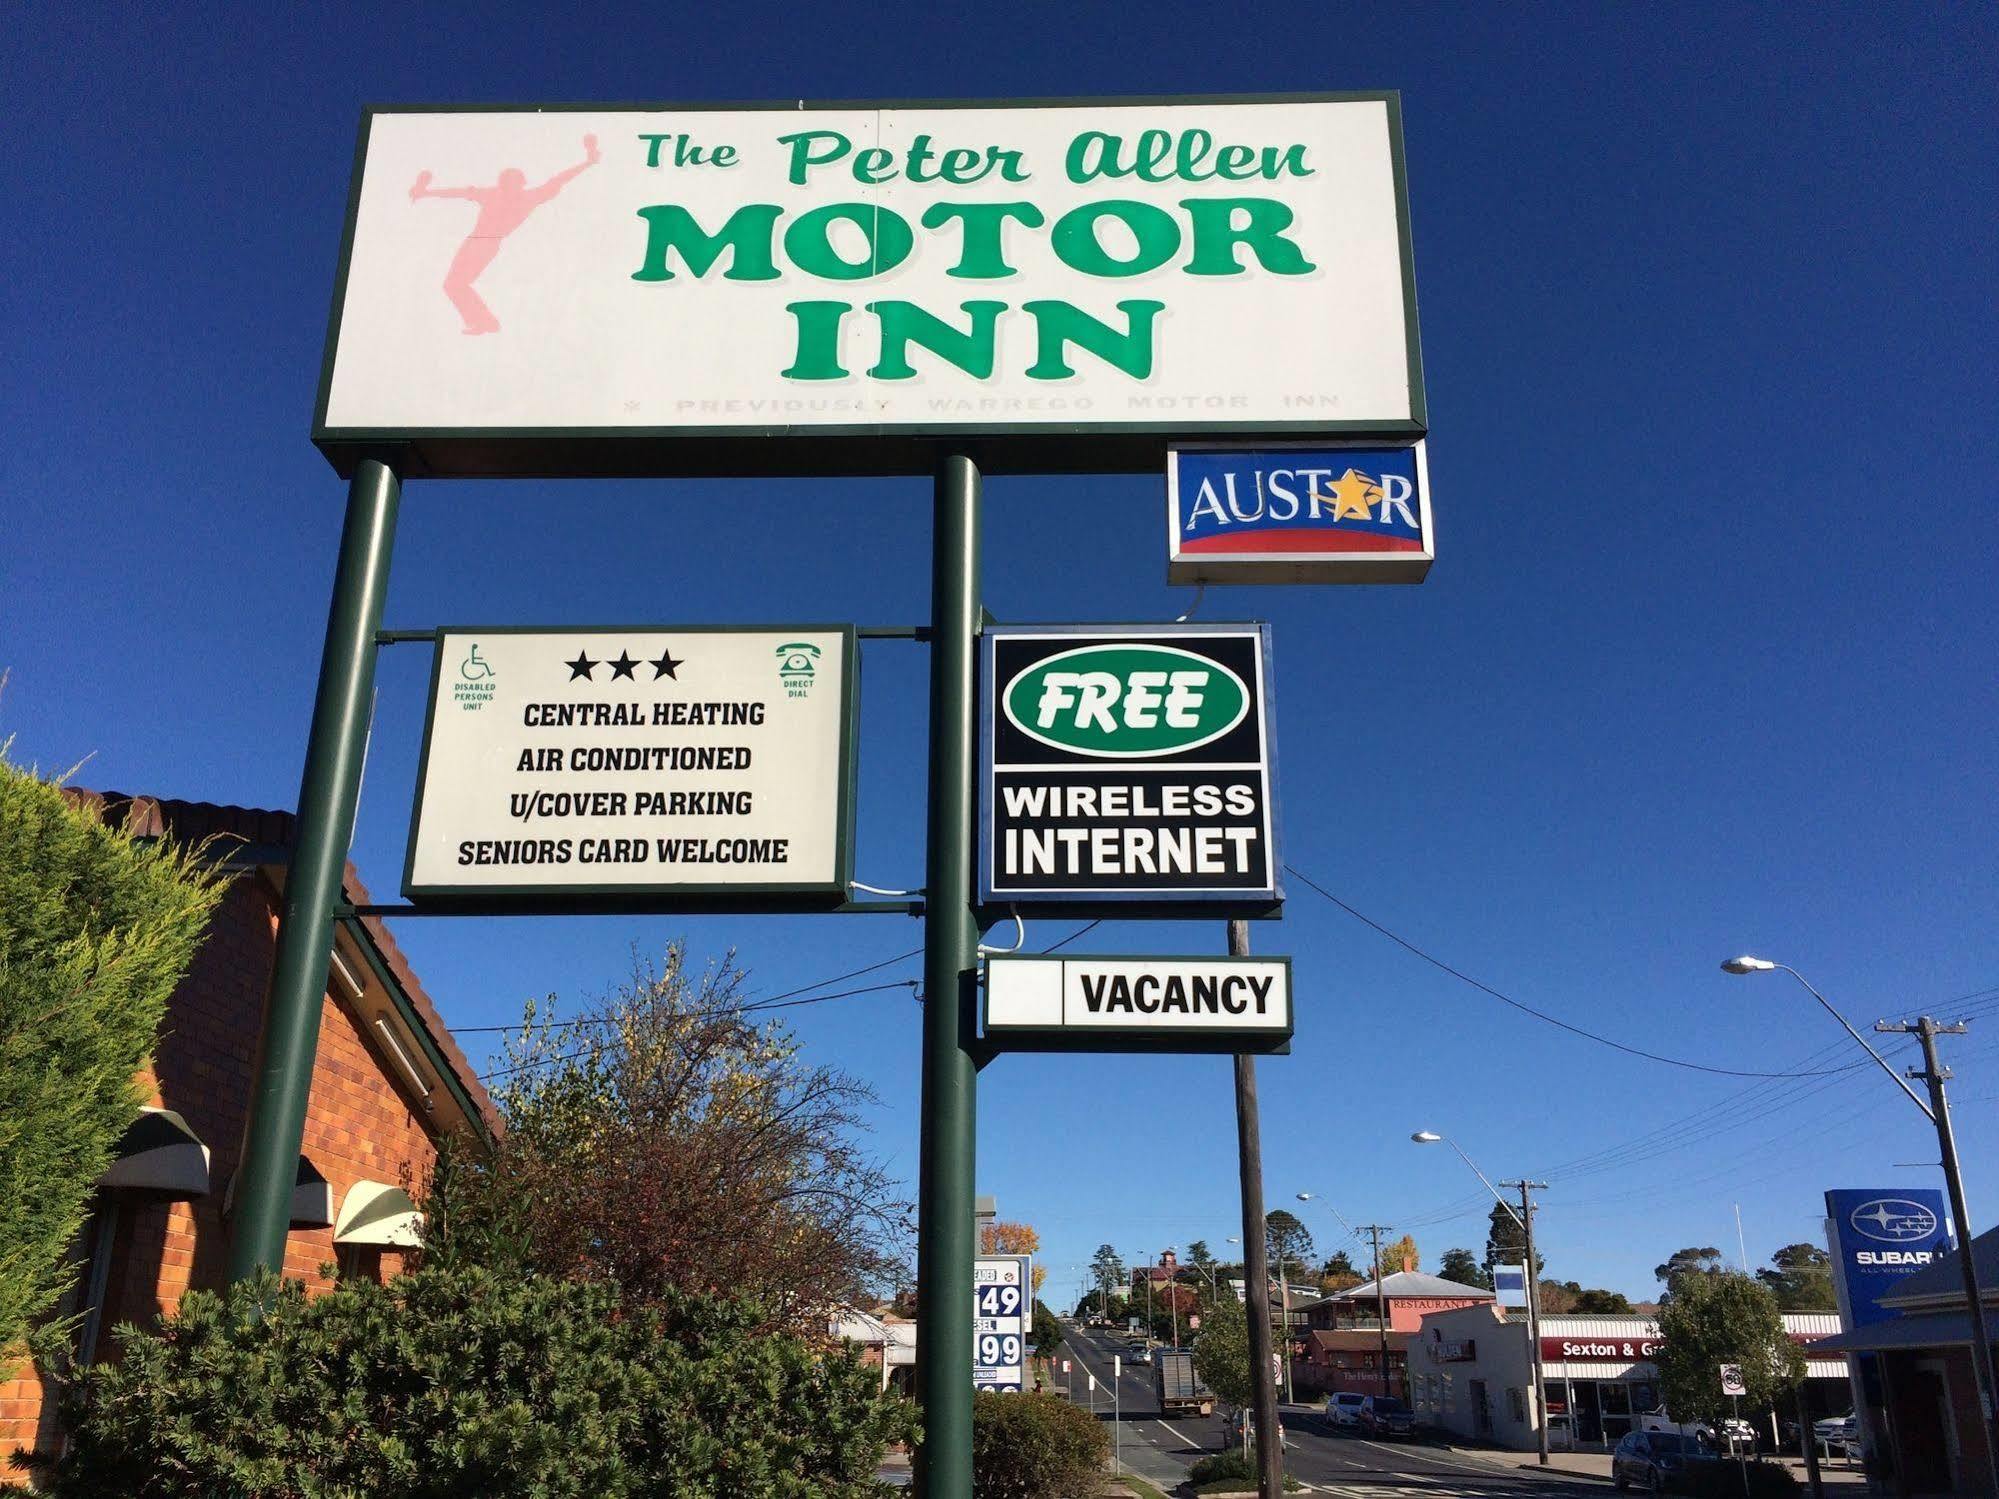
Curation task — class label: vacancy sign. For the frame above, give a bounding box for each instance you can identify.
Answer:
[314,96,1423,476]
[984,954,1293,1055]
[974,1256,1031,1393]
[981,624,1278,911]
[404,627,854,904]
[1168,442,1433,584]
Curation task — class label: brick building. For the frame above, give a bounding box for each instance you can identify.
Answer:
[1,793,499,1461]
[1295,1268,1494,1398]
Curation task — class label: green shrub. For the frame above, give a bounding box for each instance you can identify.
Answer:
[1189,1449,1255,1485]
[18,1266,916,1496]
[0,766,222,1374]
[970,1391,1107,1499]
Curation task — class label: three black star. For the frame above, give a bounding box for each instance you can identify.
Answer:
[565,651,598,681]
[650,649,684,680]
[608,650,640,681]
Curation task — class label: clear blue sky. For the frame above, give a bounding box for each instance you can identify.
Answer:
[4,3,1996,1303]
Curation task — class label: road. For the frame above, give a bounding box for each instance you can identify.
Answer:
[1057,1322,1606,1498]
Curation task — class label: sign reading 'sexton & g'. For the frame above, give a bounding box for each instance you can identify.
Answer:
[404,627,855,904]
[981,624,1277,910]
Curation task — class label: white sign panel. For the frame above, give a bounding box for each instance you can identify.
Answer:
[975,1255,1031,1393]
[1493,1262,1528,1309]
[1719,1363,1746,1397]
[404,627,854,902]
[316,96,1423,476]
[984,954,1292,1054]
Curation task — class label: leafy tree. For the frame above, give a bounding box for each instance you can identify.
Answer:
[983,1221,1046,1296]
[1438,1248,1492,1290]
[1185,1239,1216,1277]
[1192,1292,1255,1412]
[1030,1299,1063,1360]
[1483,1201,1543,1279]
[24,1266,916,1497]
[971,1390,1106,1499]
[0,767,222,1375]
[420,945,909,1330]
[1264,1209,1315,1284]
[1654,1269,1804,1432]
[1318,1249,1363,1294]
[1571,1287,1635,1314]
[1088,1243,1127,1309]
[1757,1243,1835,1311]
[1655,1246,1726,1302]
[1380,1234,1420,1275]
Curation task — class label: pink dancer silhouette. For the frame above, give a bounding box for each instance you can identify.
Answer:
[409,134,599,334]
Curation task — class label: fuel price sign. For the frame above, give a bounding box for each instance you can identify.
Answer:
[974,1255,1031,1392]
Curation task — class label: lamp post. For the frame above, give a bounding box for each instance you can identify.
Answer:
[1722,956,1999,1492]
[1166,1244,1182,1349]
[1413,1131,1550,1466]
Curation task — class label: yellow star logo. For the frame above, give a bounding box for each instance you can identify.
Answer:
[1316,468,1382,522]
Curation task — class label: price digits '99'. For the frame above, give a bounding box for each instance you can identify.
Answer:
[978,1334,1023,1366]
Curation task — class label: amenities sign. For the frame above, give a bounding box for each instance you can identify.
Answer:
[974,1255,1031,1393]
[314,96,1423,478]
[404,627,854,903]
[984,953,1293,1055]
[980,624,1277,910]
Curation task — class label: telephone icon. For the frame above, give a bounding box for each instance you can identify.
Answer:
[775,642,821,677]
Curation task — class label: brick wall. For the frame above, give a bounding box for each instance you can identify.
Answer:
[1,872,447,1460]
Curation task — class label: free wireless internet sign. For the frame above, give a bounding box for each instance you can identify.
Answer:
[980,623,1278,912]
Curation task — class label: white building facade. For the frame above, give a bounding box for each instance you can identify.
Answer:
[1408,1305,1846,1451]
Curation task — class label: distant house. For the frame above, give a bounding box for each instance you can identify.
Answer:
[1,793,499,1465]
[1295,1269,1494,1399]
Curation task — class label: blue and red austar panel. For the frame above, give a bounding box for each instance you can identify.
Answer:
[1167,443,1433,584]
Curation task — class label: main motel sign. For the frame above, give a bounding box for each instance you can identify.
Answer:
[314,96,1422,478]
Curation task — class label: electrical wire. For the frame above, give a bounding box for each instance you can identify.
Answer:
[1283,863,1860,1080]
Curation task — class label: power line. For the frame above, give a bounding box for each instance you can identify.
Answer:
[1283,863,1860,1080]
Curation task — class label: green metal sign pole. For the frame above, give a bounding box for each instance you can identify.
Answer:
[913,455,981,1498]
[227,457,402,1281]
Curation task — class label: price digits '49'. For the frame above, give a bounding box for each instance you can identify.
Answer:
[976,1284,1023,1318]
[979,1333,1023,1366]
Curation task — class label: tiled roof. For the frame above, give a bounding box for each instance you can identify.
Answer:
[70,790,502,1139]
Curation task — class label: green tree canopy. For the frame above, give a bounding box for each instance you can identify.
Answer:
[0,765,222,1374]
[1030,1299,1063,1360]
[1655,1246,1726,1302]
[1192,1292,1255,1411]
[1438,1248,1493,1290]
[1757,1243,1836,1311]
[1379,1234,1420,1275]
[1654,1269,1804,1429]
[1185,1239,1216,1274]
[1570,1287,1635,1315]
[1089,1243,1127,1302]
[1484,1201,1544,1279]
[1264,1210,1315,1283]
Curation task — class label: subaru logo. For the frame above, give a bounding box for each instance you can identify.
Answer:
[1850,1198,1940,1243]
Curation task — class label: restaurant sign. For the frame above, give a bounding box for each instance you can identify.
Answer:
[314,96,1423,477]
[404,627,855,905]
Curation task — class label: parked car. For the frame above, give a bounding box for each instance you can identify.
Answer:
[1357,1395,1418,1439]
[1813,1413,1861,1459]
[1613,1429,1712,1493]
[1324,1392,1367,1431]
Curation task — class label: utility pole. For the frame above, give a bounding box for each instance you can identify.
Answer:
[1230,919,1284,1499]
[1878,1016,1999,1491]
[1501,1180,1552,1467]
[1360,1225,1392,1403]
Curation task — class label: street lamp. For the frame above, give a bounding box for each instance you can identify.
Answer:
[1165,1244,1182,1348]
[1722,956,1999,1489]
[1413,1130,1550,1467]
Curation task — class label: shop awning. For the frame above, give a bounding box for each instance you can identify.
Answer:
[1812,1313,1976,1355]
[95,1107,209,1199]
[333,1180,423,1247]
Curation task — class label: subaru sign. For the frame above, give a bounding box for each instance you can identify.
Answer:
[1167,443,1432,584]
[1825,1187,1952,1328]
[980,623,1278,911]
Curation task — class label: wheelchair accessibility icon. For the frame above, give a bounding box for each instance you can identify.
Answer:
[459,643,494,682]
